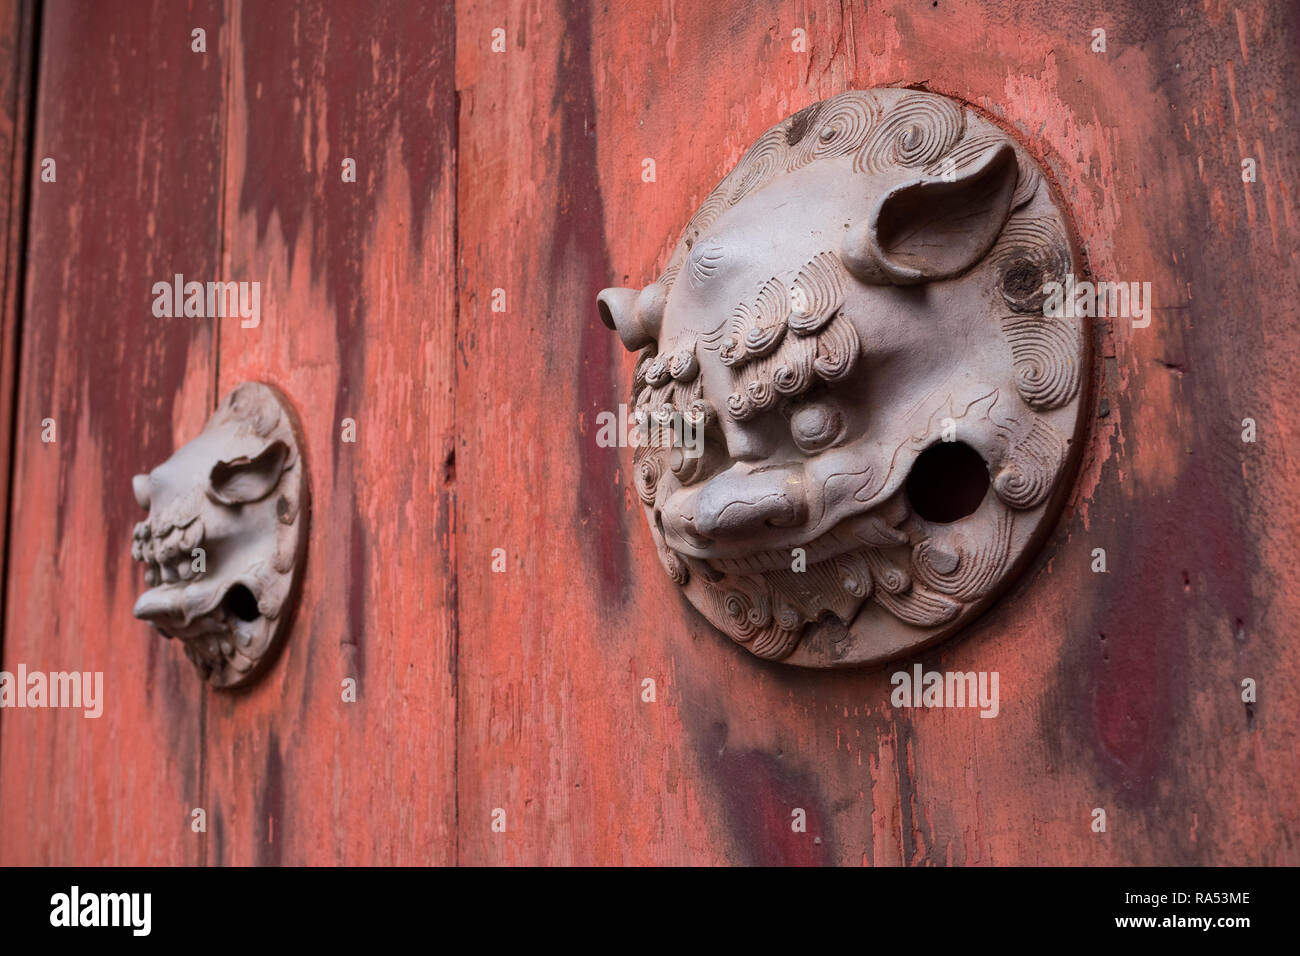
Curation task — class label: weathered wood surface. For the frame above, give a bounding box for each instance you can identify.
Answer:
[203,0,459,865]
[453,0,1300,865]
[0,0,35,646]
[0,0,225,864]
[0,0,460,866]
[2,0,1298,865]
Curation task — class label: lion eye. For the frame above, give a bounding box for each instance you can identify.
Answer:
[789,400,844,454]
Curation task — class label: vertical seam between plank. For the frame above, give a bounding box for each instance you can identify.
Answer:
[450,48,462,870]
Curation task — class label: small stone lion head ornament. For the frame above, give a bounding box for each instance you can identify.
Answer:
[598,89,1087,667]
[131,382,308,688]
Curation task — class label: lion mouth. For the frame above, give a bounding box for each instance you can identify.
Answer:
[705,525,860,573]
[131,577,228,637]
[130,512,238,640]
[131,514,204,586]
[692,506,911,574]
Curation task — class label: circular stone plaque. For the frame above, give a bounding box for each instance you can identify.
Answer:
[598,88,1087,667]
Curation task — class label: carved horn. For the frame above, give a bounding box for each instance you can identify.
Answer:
[841,143,1020,286]
[597,284,665,351]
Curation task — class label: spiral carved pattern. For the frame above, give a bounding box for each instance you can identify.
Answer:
[632,351,655,394]
[874,584,963,627]
[645,406,673,450]
[659,546,690,586]
[644,356,671,388]
[922,133,999,177]
[812,313,860,383]
[835,551,874,599]
[744,377,777,412]
[856,93,965,174]
[712,257,859,421]
[634,453,663,505]
[668,346,699,382]
[994,420,1066,509]
[993,217,1071,314]
[912,511,1014,601]
[742,320,787,359]
[697,578,801,660]
[652,402,679,427]
[1001,315,1081,410]
[748,625,803,661]
[771,345,817,396]
[684,397,717,428]
[788,91,881,167]
[656,262,681,293]
[865,550,911,594]
[720,278,786,367]
[728,126,790,206]
[726,389,756,421]
[788,252,847,335]
[774,599,803,632]
[747,279,789,357]
[684,192,730,248]
[724,581,772,638]
[784,101,825,147]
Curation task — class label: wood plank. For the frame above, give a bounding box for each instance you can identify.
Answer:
[203,0,459,865]
[453,0,1300,863]
[0,0,35,640]
[0,0,227,864]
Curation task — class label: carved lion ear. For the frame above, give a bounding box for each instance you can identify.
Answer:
[208,441,289,506]
[598,283,665,351]
[842,143,1019,286]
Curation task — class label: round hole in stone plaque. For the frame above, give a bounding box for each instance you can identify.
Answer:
[906,442,991,525]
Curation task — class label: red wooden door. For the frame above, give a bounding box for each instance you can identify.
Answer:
[0,0,457,865]
[1,0,1297,866]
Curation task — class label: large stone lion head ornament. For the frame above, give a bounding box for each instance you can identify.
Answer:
[598,89,1087,667]
[131,382,308,688]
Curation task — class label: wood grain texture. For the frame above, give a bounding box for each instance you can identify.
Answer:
[0,0,226,864]
[1,0,460,867]
[0,0,35,643]
[2,0,1296,866]
[453,0,1300,864]
[202,0,458,865]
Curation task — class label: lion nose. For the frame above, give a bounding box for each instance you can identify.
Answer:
[133,474,151,510]
[133,587,183,624]
[690,463,809,539]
